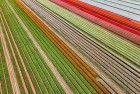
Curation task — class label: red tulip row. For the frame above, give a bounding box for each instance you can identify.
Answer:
[51,0,140,45]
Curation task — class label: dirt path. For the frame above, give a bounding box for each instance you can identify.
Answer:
[0,12,29,94]
[6,0,73,94]
[0,16,21,94]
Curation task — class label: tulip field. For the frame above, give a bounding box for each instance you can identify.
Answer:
[0,0,140,94]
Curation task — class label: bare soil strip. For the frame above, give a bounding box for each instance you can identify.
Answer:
[0,30,2,94]
[0,53,1,60]
[6,0,73,94]
[1,9,37,94]
[0,81,2,94]
[0,16,21,94]
[0,13,2,94]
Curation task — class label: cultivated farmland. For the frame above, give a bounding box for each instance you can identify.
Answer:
[0,0,140,94]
